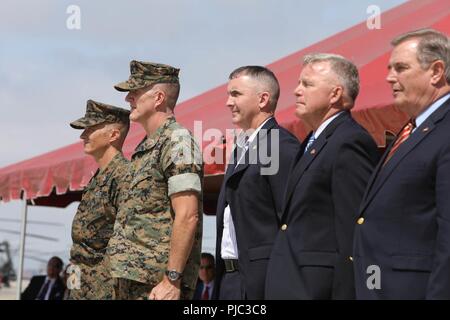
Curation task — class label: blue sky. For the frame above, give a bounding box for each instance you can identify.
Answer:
[0,0,406,274]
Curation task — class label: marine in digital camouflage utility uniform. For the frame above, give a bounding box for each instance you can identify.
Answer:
[109,60,203,300]
[68,100,130,300]
[69,154,128,300]
[108,116,203,300]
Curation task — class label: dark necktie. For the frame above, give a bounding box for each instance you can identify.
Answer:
[304,134,316,154]
[383,119,416,165]
[201,284,209,300]
[37,279,51,300]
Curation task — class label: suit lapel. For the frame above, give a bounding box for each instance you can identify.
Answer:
[282,135,310,216]
[222,139,240,186]
[358,123,404,210]
[222,161,235,185]
[217,161,234,228]
[282,112,350,216]
[360,99,450,214]
[282,132,328,215]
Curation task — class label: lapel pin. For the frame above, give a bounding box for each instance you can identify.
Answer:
[310,149,316,155]
[422,127,429,132]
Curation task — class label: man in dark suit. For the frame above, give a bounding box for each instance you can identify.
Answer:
[193,253,215,300]
[214,66,300,300]
[353,29,450,299]
[265,54,379,300]
[21,256,65,300]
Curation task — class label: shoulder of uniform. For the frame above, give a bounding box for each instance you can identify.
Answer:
[164,121,191,136]
[160,123,195,147]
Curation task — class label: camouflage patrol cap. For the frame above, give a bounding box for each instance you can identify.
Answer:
[114,60,180,92]
[70,100,130,129]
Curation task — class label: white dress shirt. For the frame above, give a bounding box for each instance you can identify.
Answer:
[221,117,273,259]
[312,111,344,140]
[413,93,450,132]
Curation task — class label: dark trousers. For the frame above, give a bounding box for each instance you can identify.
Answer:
[219,271,243,300]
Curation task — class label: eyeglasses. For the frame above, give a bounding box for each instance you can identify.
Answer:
[200,265,213,270]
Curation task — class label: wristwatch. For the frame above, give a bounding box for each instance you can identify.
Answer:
[165,269,183,282]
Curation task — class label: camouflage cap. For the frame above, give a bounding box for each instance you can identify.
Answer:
[114,60,180,92]
[70,100,130,129]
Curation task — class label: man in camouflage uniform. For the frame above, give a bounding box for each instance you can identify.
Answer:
[68,100,130,300]
[108,60,203,300]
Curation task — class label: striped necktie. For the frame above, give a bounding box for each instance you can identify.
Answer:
[304,134,316,154]
[383,119,416,165]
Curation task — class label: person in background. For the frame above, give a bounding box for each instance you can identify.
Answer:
[21,256,65,300]
[193,253,215,300]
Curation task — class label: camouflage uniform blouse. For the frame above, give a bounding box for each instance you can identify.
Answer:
[71,153,129,265]
[108,116,203,294]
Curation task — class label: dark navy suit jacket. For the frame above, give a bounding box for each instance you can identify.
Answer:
[21,275,65,300]
[265,112,379,299]
[353,97,450,299]
[213,117,300,300]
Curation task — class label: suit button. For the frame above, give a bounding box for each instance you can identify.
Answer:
[357,217,364,225]
[281,224,288,231]
[349,256,353,261]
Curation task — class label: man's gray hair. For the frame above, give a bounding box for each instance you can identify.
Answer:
[303,53,360,103]
[392,28,450,83]
[229,65,280,111]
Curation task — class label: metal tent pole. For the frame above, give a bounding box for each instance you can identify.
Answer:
[16,194,28,300]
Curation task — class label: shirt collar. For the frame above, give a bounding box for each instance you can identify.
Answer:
[415,93,450,129]
[313,111,344,139]
[204,280,214,289]
[248,116,273,143]
[134,116,176,153]
[45,276,57,283]
[236,116,273,147]
[98,152,125,175]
